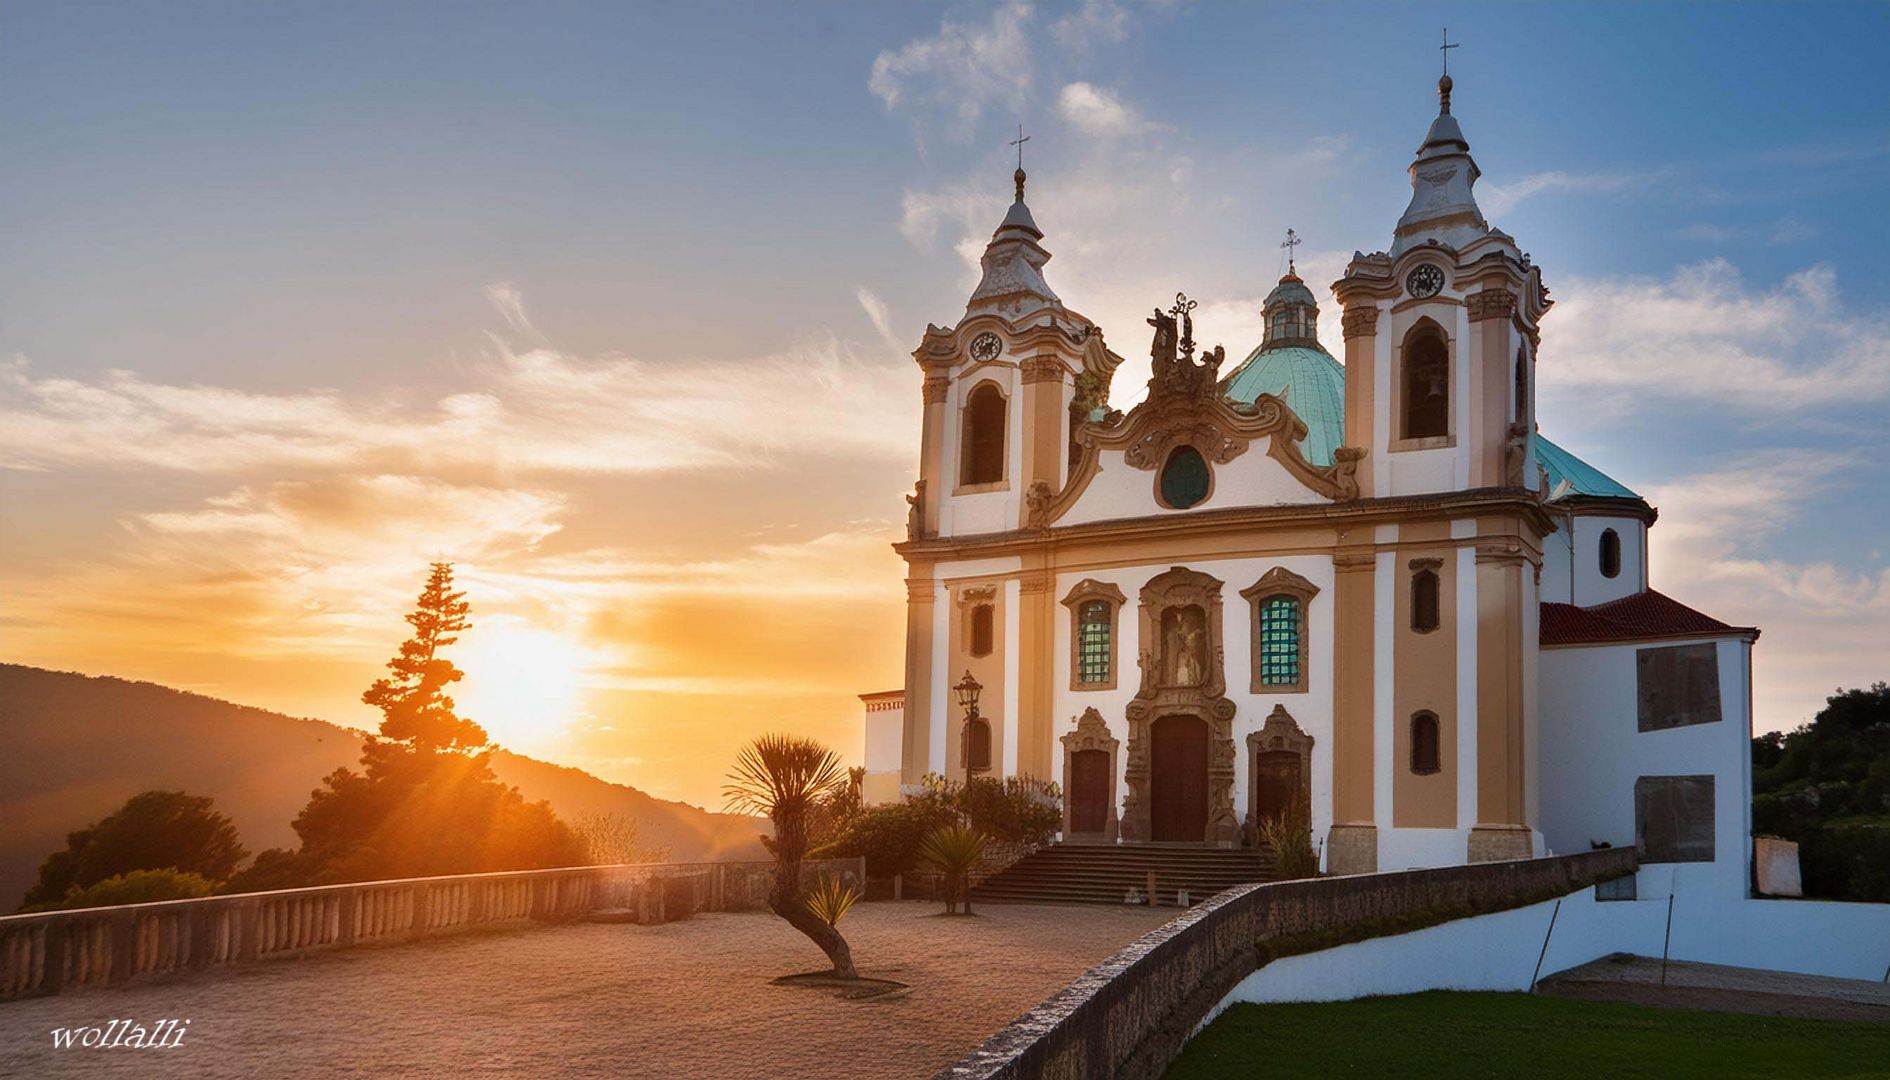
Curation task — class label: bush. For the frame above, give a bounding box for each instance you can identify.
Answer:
[22,790,247,909]
[1796,824,1890,902]
[1254,813,1319,880]
[23,868,218,912]
[918,773,1062,844]
[810,798,958,877]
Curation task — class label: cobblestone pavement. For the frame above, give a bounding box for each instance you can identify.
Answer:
[0,901,1171,1080]
[1539,954,1890,1023]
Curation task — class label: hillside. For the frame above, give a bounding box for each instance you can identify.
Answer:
[0,664,765,909]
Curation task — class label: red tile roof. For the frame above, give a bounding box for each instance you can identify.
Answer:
[1541,589,1759,647]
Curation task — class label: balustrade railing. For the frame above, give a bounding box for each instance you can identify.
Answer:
[0,857,864,1001]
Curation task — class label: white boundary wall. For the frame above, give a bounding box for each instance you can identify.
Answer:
[1208,885,1890,1022]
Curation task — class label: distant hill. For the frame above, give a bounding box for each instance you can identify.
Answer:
[0,664,765,909]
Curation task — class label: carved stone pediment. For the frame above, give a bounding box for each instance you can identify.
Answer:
[1061,707,1118,754]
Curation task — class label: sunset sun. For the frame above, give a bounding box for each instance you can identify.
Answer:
[453,617,594,754]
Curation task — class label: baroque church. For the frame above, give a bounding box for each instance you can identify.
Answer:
[861,71,1758,881]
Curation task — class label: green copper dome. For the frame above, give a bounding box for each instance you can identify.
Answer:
[1221,344,1347,467]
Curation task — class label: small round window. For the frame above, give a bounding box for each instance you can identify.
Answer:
[1159,445,1210,509]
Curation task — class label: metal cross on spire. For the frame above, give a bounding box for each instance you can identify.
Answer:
[1010,124,1031,201]
[1280,228,1301,274]
[1440,28,1459,77]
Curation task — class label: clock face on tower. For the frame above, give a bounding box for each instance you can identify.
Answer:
[968,331,1003,362]
[1405,263,1446,299]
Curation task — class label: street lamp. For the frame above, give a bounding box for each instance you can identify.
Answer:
[952,670,983,796]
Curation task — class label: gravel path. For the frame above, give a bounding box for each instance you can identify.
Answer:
[0,901,1171,1079]
[1539,954,1890,1023]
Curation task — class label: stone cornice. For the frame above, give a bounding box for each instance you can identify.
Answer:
[895,487,1558,562]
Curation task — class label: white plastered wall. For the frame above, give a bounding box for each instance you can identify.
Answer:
[1054,435,1333,528]
[1050,555,1337,845]
[1541,512,1648,607]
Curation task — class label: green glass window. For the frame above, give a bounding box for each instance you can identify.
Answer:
[1160,445,1210,509]
[1257,594,1301,687]
[1077,600,1111,685]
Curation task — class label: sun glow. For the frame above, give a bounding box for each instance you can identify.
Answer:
[453,616,596,755]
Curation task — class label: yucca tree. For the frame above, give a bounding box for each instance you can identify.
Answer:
[725,734,857,978]
[918,823,988,915]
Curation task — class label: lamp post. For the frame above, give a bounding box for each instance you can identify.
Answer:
[952,670,983,808]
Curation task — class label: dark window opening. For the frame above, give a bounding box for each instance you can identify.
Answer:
[1514,345,1530,422]
[1635,775,1715,863]
[1077,600,1111,685]
[1160,445,1211,509]
[1411,569,1440,633]
[1410,711,1441,774]
[1403,329,1450,440]
[1600,528,1622,579]
[1068,400,1086,479]
[962,383,1006,485]
[969,604,994,657]
[966,717,993,772]
[1637,644,1721,732]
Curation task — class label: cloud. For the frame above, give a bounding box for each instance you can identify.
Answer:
[1539,259,1890,412]
[868,0,1034,142]
[1480,169,1658,218]
[1057,82,1157,137]
[856,286,902,354]
[1643,452,1890,731]
[0,306,919,478]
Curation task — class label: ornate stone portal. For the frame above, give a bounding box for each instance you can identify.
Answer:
[1245,705,1314,831]
[1120,567,1240,844]
[1060,707,1120,841]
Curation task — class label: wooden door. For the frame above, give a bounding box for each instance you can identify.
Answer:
[1070,749,1110,834]
[1150,715,1208,842]
[1252,750,1303,826]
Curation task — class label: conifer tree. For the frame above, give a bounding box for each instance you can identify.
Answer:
[362,561,487,753]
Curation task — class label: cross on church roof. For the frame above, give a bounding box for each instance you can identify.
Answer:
[1280,228,1301,274]
[1010,124,1031,201]
[1440,28,1459,76]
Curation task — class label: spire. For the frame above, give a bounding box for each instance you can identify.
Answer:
[1391,41,1488,257]
[965,140,1061,321]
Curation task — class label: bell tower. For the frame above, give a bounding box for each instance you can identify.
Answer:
[1332,70,1549,500]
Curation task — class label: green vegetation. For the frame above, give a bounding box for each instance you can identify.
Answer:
[1252,811,1317,880]
[917,824,988,915]
[804,871,861,928]
[1753,682,1890,901]
[229,562,583,890]
[1166,993,1890,1079]
[22,790,247,910]
[24,868,219,912]
[812,772,1059,878]
[724,733,858,978]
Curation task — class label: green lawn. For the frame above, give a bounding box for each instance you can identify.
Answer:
[1166,992,1890,1079]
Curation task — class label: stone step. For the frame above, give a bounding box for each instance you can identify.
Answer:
[970,841,1280,909]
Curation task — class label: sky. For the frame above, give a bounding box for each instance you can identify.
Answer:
[2,2,1886,809]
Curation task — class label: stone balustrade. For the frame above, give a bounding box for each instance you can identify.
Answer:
[0,857,865,1001]
[936,848,1638,1080]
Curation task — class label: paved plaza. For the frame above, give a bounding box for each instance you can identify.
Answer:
[0,901,1170,1079]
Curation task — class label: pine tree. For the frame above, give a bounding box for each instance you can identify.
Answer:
[362,561,487,753]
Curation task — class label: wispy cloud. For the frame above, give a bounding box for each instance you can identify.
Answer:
[1540,259,1890,411]
[1481,169,1660,218]
[868,0,1034,143]
[855,286,902,354]
[1057,82,1159,137]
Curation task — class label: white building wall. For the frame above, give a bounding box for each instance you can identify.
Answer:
[861,702,905,805]
[1538,636,1754,899]
[1050,554,1337,845]
[1055,438,1332,528]
[936,364,1022,537]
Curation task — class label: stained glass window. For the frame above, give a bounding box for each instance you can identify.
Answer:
[1257,595,1301,687]
[1077,600,1111,685]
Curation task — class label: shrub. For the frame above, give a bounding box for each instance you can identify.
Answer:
[1255,813,1319,880]
[917,824,988,915]
[804,871,861,928]
[916,773,1062,844]
[811,798,958,877]
[23,868,218,913]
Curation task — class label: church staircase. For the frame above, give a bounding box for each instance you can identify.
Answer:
[970,842,1279,908]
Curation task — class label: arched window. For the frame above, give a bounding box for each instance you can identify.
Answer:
[1403,327,1450,440]
[1076,600,1112,686]
[962,383,1006,486]
[966,716,992,772]
[969,604,995,657]
[1257,595,1302,688]
[1410,711,1441,774]
[1600,528,1622,579]
[1159,445,1211,509]
[1411,567,1440,633]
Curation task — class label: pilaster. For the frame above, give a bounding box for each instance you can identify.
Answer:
[1470,540,1531,862]
[901,575,936,783]
[1328,547,1378,874]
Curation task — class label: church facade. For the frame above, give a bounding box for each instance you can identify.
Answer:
[862,73,1759,882]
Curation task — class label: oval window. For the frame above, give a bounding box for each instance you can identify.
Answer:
[1600,528,1622,579]
[1159,446,1210,509]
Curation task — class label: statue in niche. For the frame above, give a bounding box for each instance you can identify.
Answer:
[1160,605,1208,687]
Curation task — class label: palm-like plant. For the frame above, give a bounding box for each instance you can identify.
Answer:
[805,872,861,929]
[724,734,857,977]
[918,823,988,915]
